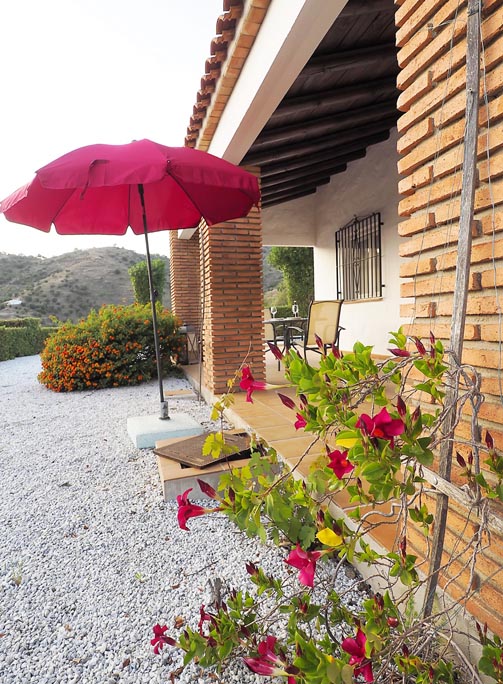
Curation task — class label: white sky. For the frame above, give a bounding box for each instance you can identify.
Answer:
[0,0,223,257]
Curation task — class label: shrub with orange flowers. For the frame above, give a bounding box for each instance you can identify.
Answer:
[38,303,182,392]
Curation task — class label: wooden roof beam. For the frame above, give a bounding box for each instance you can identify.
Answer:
[262,188,317,208]
[262,166,346,193]
[255,101,398,150]
[339,0,394,17]
[262,184,325,205]
[245,119,395,166]
[262,177,332,199]
[262,160,353,187]
[269,76,398,120]
[260,146,372,178]
[301,43,397,78]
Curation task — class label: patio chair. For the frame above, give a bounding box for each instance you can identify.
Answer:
[285,299,344,359]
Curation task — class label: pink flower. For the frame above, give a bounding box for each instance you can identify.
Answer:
[294,413,307,430]
[151,624,176,654]
[176,488,221,531]
[341,628,374,682]
[356,407,404,444]
[198,604,217,634]
[285,544,321,587]
[239,366,267,403]
[197,478,218,500]
[388,348,410,357]
[243,636,299,683]
[327,449,354,479]
[268,341,284,362]
[413,337,427,356]
[278,392,296,410]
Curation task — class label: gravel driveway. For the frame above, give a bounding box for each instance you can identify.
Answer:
[0,356,364,684]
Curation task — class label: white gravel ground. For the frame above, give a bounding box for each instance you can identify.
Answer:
[0,355,366,684]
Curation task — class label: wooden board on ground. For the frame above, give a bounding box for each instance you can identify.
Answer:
[154,431,250,468]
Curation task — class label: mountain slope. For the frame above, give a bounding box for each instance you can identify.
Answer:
[0,247,170,324]
[0,245,283,325]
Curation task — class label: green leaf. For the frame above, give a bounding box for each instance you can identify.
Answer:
[341,664,354,684]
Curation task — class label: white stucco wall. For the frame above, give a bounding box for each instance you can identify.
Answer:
[262,193,316,246]
[314,130,404,354]
[261,129,406,355]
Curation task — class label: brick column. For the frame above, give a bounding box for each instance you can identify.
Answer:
[169,231,201,333]
[199,196,264,396]
[395,0,503,635]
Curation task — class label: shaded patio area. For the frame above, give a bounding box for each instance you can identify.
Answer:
[183,351,323,476]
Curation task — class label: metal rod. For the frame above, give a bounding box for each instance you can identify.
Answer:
[137,183,169,420]
[422,0,480,618]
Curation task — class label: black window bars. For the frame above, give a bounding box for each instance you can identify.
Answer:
[335,212,383,301]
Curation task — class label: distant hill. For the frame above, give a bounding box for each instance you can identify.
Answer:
[0,247,170,324]
[0,246,283,325]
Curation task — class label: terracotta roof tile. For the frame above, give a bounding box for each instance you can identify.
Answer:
[185,0,271,149]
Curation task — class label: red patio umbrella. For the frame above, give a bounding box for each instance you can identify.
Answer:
[0,139,260,417]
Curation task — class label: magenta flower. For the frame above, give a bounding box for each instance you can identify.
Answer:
[396,395,406,418]
[294,413,307,430]
[327,449,354,479]
[198,604,217,634]
[151,624,176,654]
[356,407,404,444]
[285,544,322,587]
[331,344,342,358]
[197,478,218,500]
[243,636,299,683]
[341,628,374,682]
[413,336,427,356]
[176,488,221,531]
[268,341,284,362]
[239,366,267,403]
[278,392,296,410]
[388,348,410,357]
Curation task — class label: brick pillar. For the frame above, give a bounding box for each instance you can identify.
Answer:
[396,0,503,636]
[169,230,201,333]
[199,195,264,396]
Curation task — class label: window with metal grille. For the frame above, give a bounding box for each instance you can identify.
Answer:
[335,213,382,300]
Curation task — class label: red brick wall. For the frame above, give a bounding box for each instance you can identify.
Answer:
[396,0,503,635]
[169,230,201,333]
[199,193,265,396]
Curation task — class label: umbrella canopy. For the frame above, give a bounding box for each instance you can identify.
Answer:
[0,139,260,234]
[0,139,261,418]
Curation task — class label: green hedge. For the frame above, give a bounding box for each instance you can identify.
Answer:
[0,318,53,362]
[275,305,307,318]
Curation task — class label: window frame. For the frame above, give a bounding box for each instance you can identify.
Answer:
[335,212,383,301]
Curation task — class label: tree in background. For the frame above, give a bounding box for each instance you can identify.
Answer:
[267,247,314,316]
[129,259,166,305]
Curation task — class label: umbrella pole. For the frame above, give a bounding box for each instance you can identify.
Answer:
[138,183,169,420]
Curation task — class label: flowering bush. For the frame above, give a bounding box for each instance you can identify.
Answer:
[38,303,182,391]
[152,330,503,683]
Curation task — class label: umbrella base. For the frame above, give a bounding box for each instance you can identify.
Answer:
[127,413,203,449]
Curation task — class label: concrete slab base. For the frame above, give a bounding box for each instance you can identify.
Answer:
[156,453,251,501]
[155,435,250,501]
[127,413,203,449]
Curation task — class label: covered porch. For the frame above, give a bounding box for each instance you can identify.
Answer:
[169,0,403,399]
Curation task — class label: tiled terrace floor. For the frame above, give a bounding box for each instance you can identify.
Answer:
[184,351,326,480]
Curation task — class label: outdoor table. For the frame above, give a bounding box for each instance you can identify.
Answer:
[264,317,308,350]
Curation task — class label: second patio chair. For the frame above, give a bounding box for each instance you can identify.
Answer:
[285,299,344,359]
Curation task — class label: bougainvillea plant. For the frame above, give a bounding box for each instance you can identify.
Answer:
[152,329,503,683]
